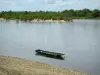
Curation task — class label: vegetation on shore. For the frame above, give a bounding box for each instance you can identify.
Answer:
[0,56,87,75]
[0,9,100,22]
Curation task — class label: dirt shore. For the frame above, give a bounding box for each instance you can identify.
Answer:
[0,18,72,22]
[0,56,87,75]
[0,18,5,20]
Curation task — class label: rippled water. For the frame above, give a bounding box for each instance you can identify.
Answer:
[0,20,100,75]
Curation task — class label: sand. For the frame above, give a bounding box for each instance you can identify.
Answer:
[0,18,5,20]
[0,56,88,75]
[0,18,72,22]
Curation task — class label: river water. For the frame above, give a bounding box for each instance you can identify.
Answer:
[0,19,100,75]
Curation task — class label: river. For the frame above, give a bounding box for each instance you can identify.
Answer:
[0,19,100,75]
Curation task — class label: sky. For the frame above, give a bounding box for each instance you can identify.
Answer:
[0,0,100,11]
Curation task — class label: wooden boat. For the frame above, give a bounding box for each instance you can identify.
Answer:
[35,49,65,59]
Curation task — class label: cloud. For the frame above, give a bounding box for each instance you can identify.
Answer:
[44,0,70,5]
[44,0,55,4]
[0,0,100,11]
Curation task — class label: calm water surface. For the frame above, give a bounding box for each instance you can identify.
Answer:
[0,20,100,75]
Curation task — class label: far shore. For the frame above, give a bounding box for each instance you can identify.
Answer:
[0,18,5,20]
[0,56,88,75]
[0,18,73,22]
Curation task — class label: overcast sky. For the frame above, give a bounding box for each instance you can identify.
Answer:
[0,0,100,11]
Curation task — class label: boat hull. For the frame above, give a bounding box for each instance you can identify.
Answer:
[35,49,65,60]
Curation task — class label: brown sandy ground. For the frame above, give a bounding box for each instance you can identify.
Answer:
[0,56,87,75]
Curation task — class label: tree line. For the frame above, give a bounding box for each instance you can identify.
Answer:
[0,9,100,21]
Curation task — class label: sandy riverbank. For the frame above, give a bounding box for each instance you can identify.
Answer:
[0,18,6,20]
[30,19,72,22]
[0,56,87,75]
[0,18,72,22]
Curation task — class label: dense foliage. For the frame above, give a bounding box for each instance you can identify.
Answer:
[0,9,100,21]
